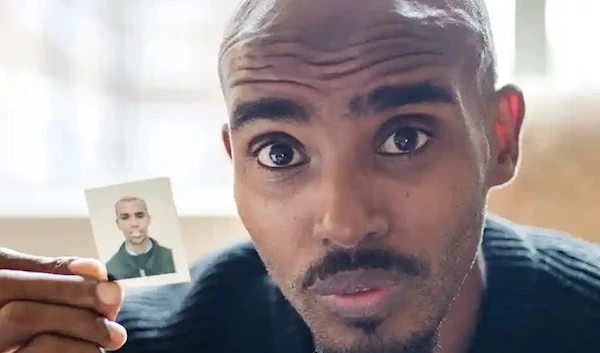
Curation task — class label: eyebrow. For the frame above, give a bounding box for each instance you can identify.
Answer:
[230,81,456,130]
[349,81,457,116]
[230,98,309,131]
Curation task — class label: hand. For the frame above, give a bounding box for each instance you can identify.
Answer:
[0,248,127,353]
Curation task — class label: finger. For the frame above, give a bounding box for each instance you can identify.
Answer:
[0,248,74,275]
[0,248,105,280]
[68,259,108,281]
[101,280,124,321]
[0,301,127,352]
[16,334,106,353]
[0,270,122,317]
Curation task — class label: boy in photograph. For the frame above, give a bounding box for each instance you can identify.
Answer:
[106,196,176,280]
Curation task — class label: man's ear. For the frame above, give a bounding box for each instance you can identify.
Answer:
[487,84,526,187]
[222,123,233,159]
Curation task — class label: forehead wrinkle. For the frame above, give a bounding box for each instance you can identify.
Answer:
[222,0,481,53]
[222,0,487,50]
[398,0,496,91]
[219,0,495,97]
[219,0,280,82]
[225,26,458,83]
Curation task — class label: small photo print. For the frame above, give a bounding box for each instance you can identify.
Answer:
[85,177,190,289]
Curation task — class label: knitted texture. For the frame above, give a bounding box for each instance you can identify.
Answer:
[115,215,600,353]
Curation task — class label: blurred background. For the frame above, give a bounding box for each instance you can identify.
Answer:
[0,0,598,262]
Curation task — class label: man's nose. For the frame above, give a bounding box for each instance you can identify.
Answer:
[312,164,389,249]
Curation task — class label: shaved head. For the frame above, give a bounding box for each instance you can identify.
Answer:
[115,197,152,247]
[219,0,496,96]
[217,1,525,353]
[115,196,148,217]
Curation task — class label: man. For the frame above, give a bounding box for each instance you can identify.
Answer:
[106,197,176,280]
[0,0,599,352]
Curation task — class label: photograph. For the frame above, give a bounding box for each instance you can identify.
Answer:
[85,177,190,289]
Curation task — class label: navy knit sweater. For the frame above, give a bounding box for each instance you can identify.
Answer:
[115,215,600,353]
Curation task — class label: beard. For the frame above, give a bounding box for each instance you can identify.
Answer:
[314,323,439,353]
[298,247,445,353]
[293,222,481,353]
[266,194,486,353]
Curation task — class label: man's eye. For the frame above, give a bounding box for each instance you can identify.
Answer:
[256,142,305,168]
[378,127,431,155]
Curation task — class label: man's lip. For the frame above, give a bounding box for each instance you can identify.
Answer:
[317,285,403,320]
[307,269,406,320]
[307,269,403,296]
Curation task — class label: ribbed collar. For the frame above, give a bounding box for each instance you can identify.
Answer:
[468,215,540,353]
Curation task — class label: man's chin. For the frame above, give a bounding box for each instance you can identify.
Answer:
[315,333,438,353]
[309,317,439,353]
[129,236,147,244]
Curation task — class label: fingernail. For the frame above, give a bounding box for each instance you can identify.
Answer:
[105,319,127,343]
[97,282,122,306]
[69,258,107,279]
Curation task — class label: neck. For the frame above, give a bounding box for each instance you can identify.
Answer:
[436,251,485,353]
[126,237,152,255]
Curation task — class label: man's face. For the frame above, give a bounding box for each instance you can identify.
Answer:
[115,200,151,245]
[221,0,523,352]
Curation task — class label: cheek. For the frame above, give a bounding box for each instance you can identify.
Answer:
[383,161,484,326]
[235,180,312,286]
[392,150,486,273]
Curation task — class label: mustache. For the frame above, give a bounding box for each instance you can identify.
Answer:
[301,248,429,290]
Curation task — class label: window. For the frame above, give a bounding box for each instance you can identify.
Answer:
[0,72,53,185]
[0,0,240,217]
[124,0,237,216]
[545,0,600,85]
[485,0,516,85]
[0,0,519,217]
